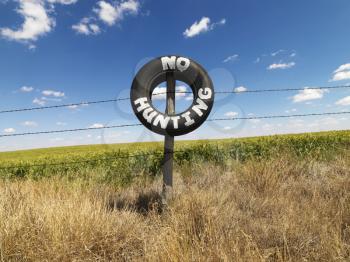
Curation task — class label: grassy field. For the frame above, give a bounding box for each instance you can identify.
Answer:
[0,130,349,261]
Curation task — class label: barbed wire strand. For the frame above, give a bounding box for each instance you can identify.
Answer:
[1,111,350,138]
[1,85,349,114]
[0,123,143,138]
[215,85,350,94]
[206,111,350,121]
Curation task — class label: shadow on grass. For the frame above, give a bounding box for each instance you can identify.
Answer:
[107,190,163,215]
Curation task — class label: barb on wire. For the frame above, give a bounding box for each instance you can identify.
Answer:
[1,111,350,138]
[1,85,349,114]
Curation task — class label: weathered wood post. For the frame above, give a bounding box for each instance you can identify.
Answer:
[162,72,175,205]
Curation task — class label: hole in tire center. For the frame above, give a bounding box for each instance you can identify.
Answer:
[151,81,194,114]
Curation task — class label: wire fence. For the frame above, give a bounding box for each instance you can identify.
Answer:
[1,85,349,114]
[0,84,349,172]
[1,111,350,138]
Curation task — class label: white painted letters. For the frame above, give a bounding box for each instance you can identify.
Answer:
[198,87,212,100]
[134,97,150,112]
[153,114,171,129]
[161,56,190,72]
[192,98,208,117]
[181,112,195,126]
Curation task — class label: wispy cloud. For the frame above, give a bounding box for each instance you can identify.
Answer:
[152,85,189,100]
[33,98,46,106]
[94,0,139,26]
[335,96,350,106]
[267,62,295,70]
[89,123,104,128]
[20,86,34,92]
[72,0,140,36]
[224,111,239,118]
[292,87,328,103]
[42,89,65,97]
[271,49,285,56]
[183,17,226,38]
[234,86,247,93]
[331,63,350,81]
[72,18,100,35]
[3,128,15,133]
[21,121,38,127]
[223,54,239,63]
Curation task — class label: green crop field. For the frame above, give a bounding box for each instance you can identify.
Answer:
[0,130,349,184]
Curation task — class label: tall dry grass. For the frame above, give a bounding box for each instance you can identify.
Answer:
[0,154,349,261]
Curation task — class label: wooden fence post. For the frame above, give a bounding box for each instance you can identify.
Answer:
[162,71,175,205]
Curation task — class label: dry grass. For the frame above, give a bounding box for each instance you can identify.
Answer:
[1,154,350,261]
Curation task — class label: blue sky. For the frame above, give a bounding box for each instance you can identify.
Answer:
[0,0,350,151]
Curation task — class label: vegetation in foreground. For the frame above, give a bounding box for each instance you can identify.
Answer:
[0,131,349,261]
[0,153,349,261]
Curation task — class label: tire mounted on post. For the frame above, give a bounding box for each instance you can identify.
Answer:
[131,55,215,136]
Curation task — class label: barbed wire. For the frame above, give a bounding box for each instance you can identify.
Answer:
[1,111,350,138]
[0,123,142,138]
[1,85,349,114]
[206,111,350,121]
[214,85,350,94]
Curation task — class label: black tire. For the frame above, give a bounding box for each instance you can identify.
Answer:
[131,55,214,136]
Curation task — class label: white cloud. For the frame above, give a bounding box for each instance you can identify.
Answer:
[285,108,297,114]
[0,0,54,43]
[47,0,78,4]
[94,0,139,26]
[223,54,238,63]
[335,96,350,106]
[234,86,247,93]
[33,97,46,106]
[267,62,295,70]
[42,89,65,97]
[224,111,239,118]
[20,86,34,92]
[0,0,77,45]
[72,17,100,35]
[223,126,232,130]
[67,105,78,110]
[152,85,189,100]
[56,121,67,126]
[292,88,328,103]
[21,121,38,127]
[331,63,350,81]
[334,63,350,73]
[89,123,104,128]
[271,49,285,56]
[3,128,15,133]
[183,17,226,38]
